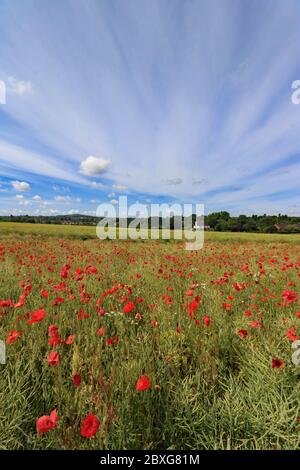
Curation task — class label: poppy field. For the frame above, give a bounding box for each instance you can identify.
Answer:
[0,231,300,450]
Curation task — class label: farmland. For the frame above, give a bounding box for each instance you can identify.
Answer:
[0,224,299,449]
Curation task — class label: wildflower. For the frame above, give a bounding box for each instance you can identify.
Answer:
[80,414,99,438]
[73,374,81,387]
[47,351,60,366]
[6,330,22,344]
[36,410,59,435]
[135,374,151,391]
[123,301,135,314]
[27,308,46,325]
[272,357,285,369]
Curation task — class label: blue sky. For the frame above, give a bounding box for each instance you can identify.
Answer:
[0,0,300,216]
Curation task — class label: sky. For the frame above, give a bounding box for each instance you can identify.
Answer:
[0,0,300,217]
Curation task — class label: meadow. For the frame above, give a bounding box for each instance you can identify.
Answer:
[0,223,299,449]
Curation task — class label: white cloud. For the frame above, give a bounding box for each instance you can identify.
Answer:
[7,76,33,95]
[80,156,110,176]
[110,199,118,206]
[112,184,128,191]
[107,192,115,198]
[54,195,71,203]
[90,181,105,189]
[11,180,30,192]
[15,194,24,200]
[18,199,31,206]
[32,195,41,200]
[53,185,70,192]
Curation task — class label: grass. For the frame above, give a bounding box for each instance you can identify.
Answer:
[1,221,300,243]
[0,225,299,449]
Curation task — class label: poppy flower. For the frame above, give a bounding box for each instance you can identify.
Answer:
[80,414,99,438]
[188,300,198,319]
[272,357,285,369]
[73,374,81,387]
[6,330,22,344]
[203,315,211,326]
[135,374,151,391]
[282,290,297,306]
[237,329,248,339]
[47,351,60,366]
[97,326,106,337]
[123,301,135,314]
[65,335,75,345]
[286,326,298,342]
[27,308,46,325]
[40,289,49,298]
[36,410,59,435]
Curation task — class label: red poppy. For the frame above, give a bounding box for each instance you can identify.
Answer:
[203,315,211,326]
[123,301,135,314]
[282,290,297,306]
[188,299,198,319]
[40,289,49,298]
[237,329,248,339]
[47,351,60,366]
[285,326,298,342]
[6,330,22,344]
[272,357,285,369]
[80,414,99,438]
[65,335,75,345]
[97,326,106,337]
[73,374,81,387]
[36,410,59,435]
[135,374,151,391]
[27,308,46,325]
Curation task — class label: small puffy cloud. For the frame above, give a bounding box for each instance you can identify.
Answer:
[110,199,118,206]
[7,77,33,95]
[107,192,115,198]
[53,185,70,192]
[67,209,79,215]
[75,197,81,203]
[80,156,110,176]
[15,194,24,200]
[32,195,41,200]
[11,180,30,192]
[18,199,31,206]
[54,195,71,203]
[90,181,105,189]
[112,184,128,191]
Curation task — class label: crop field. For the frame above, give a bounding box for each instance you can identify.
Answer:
[0,225,299,449]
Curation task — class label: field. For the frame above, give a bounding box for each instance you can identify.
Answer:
[0,223,300,449]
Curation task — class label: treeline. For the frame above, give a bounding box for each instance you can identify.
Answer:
[0,212,300,233]
[205,212,300,233]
